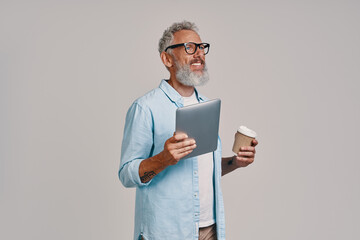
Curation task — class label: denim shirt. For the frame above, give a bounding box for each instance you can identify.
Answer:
[119,80,225,240]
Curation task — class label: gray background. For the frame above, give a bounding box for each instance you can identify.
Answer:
[1,0,359,239]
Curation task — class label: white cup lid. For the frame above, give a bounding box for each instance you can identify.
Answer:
[237,126,257,138]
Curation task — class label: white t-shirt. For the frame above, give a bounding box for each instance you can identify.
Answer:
[183,92,215,228]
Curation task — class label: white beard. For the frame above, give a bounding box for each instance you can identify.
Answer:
[175,61,209,87]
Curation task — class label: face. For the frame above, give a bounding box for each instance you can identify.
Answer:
[169,30,209,86]
[171,30,206,74]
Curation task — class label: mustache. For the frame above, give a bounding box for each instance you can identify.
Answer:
[189,58,205,65]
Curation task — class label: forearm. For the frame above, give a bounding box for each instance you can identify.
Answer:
[221,156,238,176]
[139,152,169,183]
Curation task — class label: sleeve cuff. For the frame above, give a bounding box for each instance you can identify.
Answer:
[119,158,153,188]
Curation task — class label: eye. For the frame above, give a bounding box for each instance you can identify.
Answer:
[185,43,196,53]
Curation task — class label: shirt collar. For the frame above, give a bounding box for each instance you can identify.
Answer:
[159,79,206,107]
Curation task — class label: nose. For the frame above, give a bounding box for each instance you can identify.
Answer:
[194,46,205,57]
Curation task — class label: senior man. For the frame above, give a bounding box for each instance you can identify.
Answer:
[119,21,258,240]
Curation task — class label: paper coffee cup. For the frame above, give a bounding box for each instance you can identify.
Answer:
[232,126,257,153]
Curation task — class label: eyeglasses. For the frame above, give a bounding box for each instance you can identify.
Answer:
[165,42,210,55]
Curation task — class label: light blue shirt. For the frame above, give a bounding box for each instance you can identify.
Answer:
[119,80,225,240]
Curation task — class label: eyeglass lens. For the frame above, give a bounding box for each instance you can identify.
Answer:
[185,43,209,55]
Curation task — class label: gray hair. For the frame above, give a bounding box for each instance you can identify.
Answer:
[158,21,199,54]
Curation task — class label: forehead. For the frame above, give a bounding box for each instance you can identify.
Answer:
[173,30,202,44]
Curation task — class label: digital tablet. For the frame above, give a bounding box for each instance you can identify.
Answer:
[175,99,221,159]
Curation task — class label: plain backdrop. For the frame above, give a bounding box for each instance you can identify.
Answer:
[1,0,359,239]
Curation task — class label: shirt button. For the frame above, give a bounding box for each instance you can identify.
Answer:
[194,171,198,175]
[194,193,198,198]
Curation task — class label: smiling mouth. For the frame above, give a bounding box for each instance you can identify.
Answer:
[190,59,205,66]
[189,61,205,73]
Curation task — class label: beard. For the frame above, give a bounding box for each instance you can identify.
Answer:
[174,61,210,87]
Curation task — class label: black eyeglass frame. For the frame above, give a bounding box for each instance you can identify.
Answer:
[164,42,210,55]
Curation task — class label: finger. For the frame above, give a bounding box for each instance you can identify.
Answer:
[177,149,194,159]
[173,138,196,149]
[170,133,189,142]
[235,156,254,164]
[177,143,197,154]
[236,155,254,161]
[240,146,255,152]
[251,139,258,147]
[237,151,254,157]
[166,140,195,153]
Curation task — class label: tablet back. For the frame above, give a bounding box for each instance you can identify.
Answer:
[175,99,221,159]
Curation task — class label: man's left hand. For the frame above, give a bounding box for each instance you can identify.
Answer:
[234,139,258,168]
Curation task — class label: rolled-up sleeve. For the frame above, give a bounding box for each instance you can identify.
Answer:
[119,102,154,188]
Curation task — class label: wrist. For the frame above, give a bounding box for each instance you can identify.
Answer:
[230,155,241,169]
[157,151,169,168]
[227,155,235,165]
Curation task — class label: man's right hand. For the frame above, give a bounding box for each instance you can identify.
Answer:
[159,133,197,166]
[139,133,196,183]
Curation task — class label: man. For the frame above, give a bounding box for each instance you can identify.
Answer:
[119,21,258,240]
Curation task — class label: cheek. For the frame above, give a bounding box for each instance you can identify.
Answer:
[184,57,193,65]
[174,52,191,65]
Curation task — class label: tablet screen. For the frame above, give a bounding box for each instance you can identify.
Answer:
[175,99,221,159]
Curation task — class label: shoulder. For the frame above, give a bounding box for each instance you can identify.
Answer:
[127,84,171,117]
[132,86,164,109]
[124,88,162,126]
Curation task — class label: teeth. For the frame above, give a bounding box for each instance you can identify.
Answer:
[192,63,201,66]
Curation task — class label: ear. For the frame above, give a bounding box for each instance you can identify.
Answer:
[160,51,173,68]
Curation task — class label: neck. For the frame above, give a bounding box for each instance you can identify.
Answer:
[168,76,195,97]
